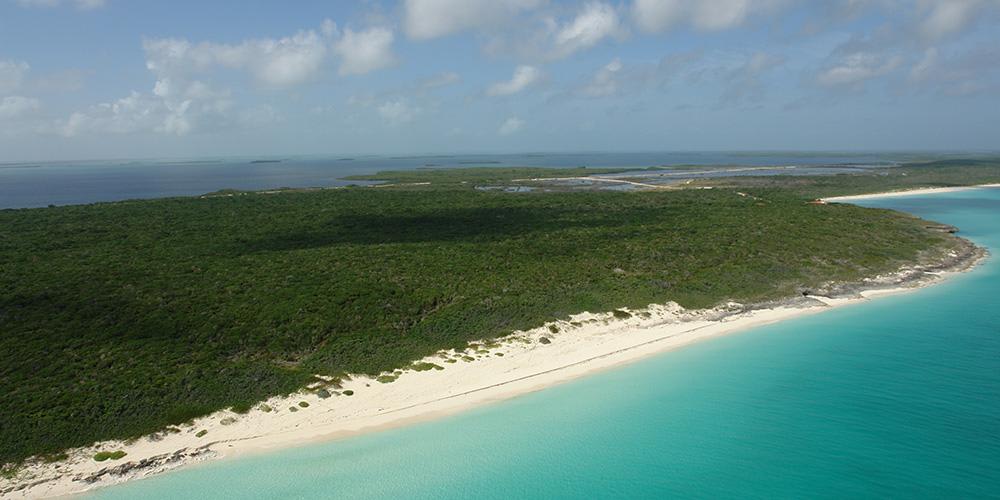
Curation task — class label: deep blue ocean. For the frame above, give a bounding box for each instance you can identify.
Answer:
[90,188,1000,498]
[0,152,910,209]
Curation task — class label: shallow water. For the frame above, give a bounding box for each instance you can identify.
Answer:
[0,152,904,209]
[93,188,1000,499]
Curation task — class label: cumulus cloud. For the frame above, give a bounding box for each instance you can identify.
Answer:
[56,92,162,137]
[498,116,524,135]
[403,0,543,39]
[55,21,399,137]
[143,29,330,87]
[551,2,622,59]
[917,0,993,41]
[0,60,42,124]
[631,0,787,33]
[0,60,29,94]
[0,95,40,118]
[143,22,396,83]
[333,27,397,76]
[16,0,105,9]
[377,99,419,125]
[487,65,541,96]
[54,81,233,137]
[816,51,902,87]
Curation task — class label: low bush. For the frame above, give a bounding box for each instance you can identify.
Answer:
[93,451,126,462]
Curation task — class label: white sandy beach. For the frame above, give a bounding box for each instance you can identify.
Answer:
[823,183,1000,202]
[3,185,996,498]
[1,237,985,499]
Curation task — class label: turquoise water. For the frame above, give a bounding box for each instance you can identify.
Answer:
[94,189,1000,499]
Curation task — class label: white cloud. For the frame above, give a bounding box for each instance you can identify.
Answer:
[551,2,622,59]
[917,0,990,41]
[498,116,524,135]
[0,95,40,118]
[816,51,902,87]
[121,22,377,137]
[580,58,623,97]
[143,21,396,84]
[403,0,543,39]
[16,0,105,9]
[333,27,397,76]
[631,0,786,33]
[487,65,541,96]
[143,28,330,87]
[54,79,233,137]
[321,19,338,38]
[0,60,29,94]
[56,92,160,137]
[377,99,419,125]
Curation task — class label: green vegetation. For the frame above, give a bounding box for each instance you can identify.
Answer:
[41,452,68,463]
[1,464,21,480]
[411,362,444,371]
[93,450,126,462]
[694,159,1000,199]
[612,309,632,319]
[230,402,252,414]
[342,390,354,396]
[376,375,398,383]
[343,166,660,188]
[195,430,207,438]
[1,161,988,466]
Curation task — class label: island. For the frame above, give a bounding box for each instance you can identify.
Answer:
[2,158,999,497]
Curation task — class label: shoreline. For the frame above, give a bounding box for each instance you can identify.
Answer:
[822,183,1000,202]
[1,196,992,498]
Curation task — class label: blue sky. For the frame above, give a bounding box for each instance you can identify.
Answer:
[1,0,998,161]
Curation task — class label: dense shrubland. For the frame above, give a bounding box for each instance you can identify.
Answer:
[1,162,985,464]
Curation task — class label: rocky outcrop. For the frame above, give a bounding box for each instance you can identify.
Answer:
[75,446,216,485]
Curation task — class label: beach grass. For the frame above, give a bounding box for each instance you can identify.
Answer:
[92,451,126,462]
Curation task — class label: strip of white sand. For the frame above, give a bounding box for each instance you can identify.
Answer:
[824,183,1000,202]
[1,209,991,499]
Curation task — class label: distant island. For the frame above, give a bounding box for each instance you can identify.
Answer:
[2,158,999,496]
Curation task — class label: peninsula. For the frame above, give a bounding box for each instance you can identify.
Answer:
[2,159,999,497]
